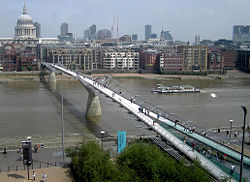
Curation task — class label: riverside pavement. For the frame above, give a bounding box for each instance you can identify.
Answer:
[0,147,70,173]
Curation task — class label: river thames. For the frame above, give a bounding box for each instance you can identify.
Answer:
[0,73,249,147]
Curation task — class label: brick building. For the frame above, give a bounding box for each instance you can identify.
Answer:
[222,49,238,70]
[0,43,38,71]
[139,49,158,70]
[178,45,208,71]
[158,52,183,71]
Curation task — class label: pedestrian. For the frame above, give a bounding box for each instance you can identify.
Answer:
[32,171,36,181]
[226,130,229,137]
[183,136,186,144]
[34,144,38,153]
[189,126,192,133]
[192,141,196,151]
[18,145,22,153]
[230,164,235,175]
[3,146,7,155]
[216,152,219,161]
[42,173,47,182]
[193,127,196,133]
[153,120,155,126]
[164,112,167,117]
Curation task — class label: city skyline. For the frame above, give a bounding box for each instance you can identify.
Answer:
[0,0,249,41]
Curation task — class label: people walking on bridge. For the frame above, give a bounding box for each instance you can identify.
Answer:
[164,112,167,117]
[230,164,235,175]
[157,113,161,120]
[3,146,7,155]
[192,141,196,151]
[153,120,156,126]
[175,120,178,126]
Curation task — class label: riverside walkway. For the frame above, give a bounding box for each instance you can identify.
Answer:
[46,63,241,181]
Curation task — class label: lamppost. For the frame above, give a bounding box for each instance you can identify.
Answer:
[239,106,247,182]
[100,131,105,150]
[229,119,234,138]
[60,72,65,166]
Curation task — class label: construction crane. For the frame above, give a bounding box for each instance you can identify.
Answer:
[111,16,119,38]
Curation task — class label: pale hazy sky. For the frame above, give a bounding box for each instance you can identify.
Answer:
[0,0,249,41]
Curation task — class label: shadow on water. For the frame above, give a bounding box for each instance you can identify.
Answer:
[41,78,110,138]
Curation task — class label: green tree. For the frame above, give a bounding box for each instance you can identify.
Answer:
[67,140,214,182]
[66,140,117,182]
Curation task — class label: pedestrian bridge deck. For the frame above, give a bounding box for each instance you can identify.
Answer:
[47,63,241,181]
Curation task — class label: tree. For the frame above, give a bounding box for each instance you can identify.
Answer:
[66,140,117,182]
[67,140,213,182]
[116,141,211,182]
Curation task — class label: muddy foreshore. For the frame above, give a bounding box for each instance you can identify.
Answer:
[0,70,249,81]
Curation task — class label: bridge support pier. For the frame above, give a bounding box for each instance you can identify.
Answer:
[49,71,56,83]
[86,92,102,116]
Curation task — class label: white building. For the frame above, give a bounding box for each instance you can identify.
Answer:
[0,2,58,48]
[15,2,36,39]
[102,48,139,70]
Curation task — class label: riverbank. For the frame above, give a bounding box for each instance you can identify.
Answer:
[92,70,250,80]
[0,70,249,81]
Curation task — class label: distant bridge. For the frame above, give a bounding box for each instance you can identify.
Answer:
[41,62,250,181]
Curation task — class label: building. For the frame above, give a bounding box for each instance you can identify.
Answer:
[139,49,158,70]
[61,22,68,36]
[237,50,250,72]
[120,35,132,44]
[89,24,96,40]
[179,45,208,71]
[132,34,138,41]
[164,31,173,41]
[102,48,139,70]
[159,52,183,71]
[160,31,165,42]
[214,39,233,47]
[44,45,99,70]
[207,48,223,71]
[145,25,152,41]
[58,23,73,43]
[195,35,200,45]
[14,2,36,39]
[0,2,58,49]
[34,22,41,38]
[84,29,89,40]
[1,43,38,71]
[96,29,112,40]
[150,34,157,39]
[222,49,238,70]
[233,25,250,42]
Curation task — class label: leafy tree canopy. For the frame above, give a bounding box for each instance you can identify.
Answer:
[66,140,213,182]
